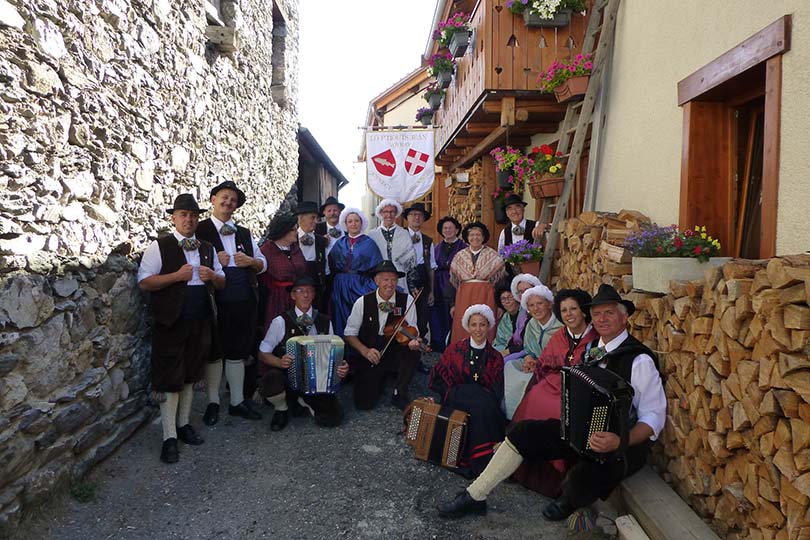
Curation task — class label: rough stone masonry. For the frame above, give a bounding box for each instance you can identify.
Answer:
[0,0,300,532]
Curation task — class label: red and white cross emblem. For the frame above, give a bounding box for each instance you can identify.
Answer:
[404,148,430,175]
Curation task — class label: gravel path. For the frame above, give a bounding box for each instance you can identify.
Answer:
[12,355,612,540]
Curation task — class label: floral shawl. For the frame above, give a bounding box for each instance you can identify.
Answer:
[449,246,506,288]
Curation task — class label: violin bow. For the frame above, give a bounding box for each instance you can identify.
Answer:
[378,287,424,361]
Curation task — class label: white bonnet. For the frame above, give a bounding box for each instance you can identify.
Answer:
[520,284,554,311]
[511,273,542,299]
[461,304,496,331]
[338,207,368,233]
[375,198,403,219]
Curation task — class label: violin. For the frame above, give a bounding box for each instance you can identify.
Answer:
[383,315,432,354]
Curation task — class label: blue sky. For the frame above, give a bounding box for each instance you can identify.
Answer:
[298,0,438,207]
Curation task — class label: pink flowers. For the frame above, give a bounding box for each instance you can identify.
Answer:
[537,53,593,93]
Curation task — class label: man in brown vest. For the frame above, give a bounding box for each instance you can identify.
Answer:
[196,180,266,425]
[258,276,348,430]
[138,194,225,464]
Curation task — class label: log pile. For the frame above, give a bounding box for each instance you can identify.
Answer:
[447,161,483,227]
[555,211,810,540]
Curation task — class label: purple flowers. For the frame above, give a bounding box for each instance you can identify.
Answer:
[499,239,544,264]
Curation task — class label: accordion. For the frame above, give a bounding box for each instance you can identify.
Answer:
[404,398,468,469]
[560,364,634,463]
[285,335,344,395]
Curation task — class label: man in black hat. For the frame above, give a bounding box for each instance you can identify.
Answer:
[294,201,330,313]
[257,275,349,431]
[344,260,423,410]
[496,193,549,254]
[138,194,226,464]
[196,180,265,425]
[402,202,437,340]
[315,196,345,247]
[437,284,666,521]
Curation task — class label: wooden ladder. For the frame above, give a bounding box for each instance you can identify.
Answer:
[538,0,621,283]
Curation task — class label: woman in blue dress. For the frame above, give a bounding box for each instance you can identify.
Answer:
[328,207,383,341]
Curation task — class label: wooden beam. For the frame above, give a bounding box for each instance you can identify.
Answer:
[483,100,567,115]
[500,96,516,127]
[454,137,483,147]
[761,55,781,258]
[465,122,500,135]
[449,126,507,170]
[677,15,791,105]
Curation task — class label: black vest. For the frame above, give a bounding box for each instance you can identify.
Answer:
[271,309,331,357]
[584,334,659,384]
[314,222,326,236]
[503,219,537,246]
[196,218,259,296]
[150,235,216,327]
[304,233,329,287]
[357,291,408,348]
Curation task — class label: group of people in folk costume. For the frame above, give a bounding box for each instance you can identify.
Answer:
[138,182,666,523]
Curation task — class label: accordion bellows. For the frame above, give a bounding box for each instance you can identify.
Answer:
[285,335,344,395]
[404,398,468,469]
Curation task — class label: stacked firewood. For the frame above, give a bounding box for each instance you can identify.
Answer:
[555,209,649,294]
[447,161,483,226]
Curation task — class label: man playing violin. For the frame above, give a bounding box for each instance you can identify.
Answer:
[344,260,423,410]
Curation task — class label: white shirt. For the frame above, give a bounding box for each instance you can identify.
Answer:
[497,218,528,253]
[344,290,416,337]
[259,306,334,354]
[138,231,226,286]
[209,215,267,273]
[598,330,667,441]
[470,338,486,349]
[408,228,438,270]
[298,228,331,275]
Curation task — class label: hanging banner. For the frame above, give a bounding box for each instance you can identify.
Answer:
[366,130,434,202]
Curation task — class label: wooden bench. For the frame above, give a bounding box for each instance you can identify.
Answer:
[620,466,721,540]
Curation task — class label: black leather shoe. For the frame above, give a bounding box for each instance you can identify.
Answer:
[270,410,289,431]
[202,403,219,426]
[177,424,204,446]
[542,500,576,521]
[437,490,487,518]
[229,400,262,420]
[391,391,410,411]
[289,398,309,418]
[160,438,179,464]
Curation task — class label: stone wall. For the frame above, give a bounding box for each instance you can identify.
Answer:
[0,0,300,532]
[557,211,810,540]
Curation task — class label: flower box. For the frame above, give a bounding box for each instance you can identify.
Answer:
[631,257,733,294]
[436,70,453,89]
[496,168,514,189]
[512,260,540,276]
[448,29,470,57]
[418,114,433,126]
[529,174,564,199]
[553,75,589,103]
[427,93,443,110]
[524,8,571,28]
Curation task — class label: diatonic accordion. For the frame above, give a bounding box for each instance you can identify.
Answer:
[560,364,634,463]
[404,398,468,469]
[285,335,344,395]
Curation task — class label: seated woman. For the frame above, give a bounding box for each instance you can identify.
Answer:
[511,288,599,496]
[502,284,563,419]
[492,285,520,356]
[498,273,542,360]
[428,305,506,479]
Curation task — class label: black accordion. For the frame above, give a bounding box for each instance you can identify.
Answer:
[560,364,635,463]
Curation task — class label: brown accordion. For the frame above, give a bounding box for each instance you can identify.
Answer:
[404,398,468,469]
[560,364,634,463]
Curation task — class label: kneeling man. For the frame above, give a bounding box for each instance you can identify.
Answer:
[258,276,348,430]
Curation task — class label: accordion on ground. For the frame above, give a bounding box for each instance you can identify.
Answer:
[560,364,635,463]
[285,335,344,395]
[404,398,468,469]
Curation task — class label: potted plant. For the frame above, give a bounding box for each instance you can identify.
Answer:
[538,53,593,103]
[423,83,445,110]
[500,239,545,275]
[625,224,731,293]
[507,0,586,28]
[429,51,456,89]
[490,187,511,224]
[433,11,471,58]
[415,107,434,126]
[528,144,565,198]
[489,146,523,188]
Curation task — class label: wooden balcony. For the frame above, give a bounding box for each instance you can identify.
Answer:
[433,0,594,169]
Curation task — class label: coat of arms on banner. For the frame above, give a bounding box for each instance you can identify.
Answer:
[371,149,397,177]
[404,148,429,175]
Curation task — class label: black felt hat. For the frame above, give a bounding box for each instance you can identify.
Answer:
[166,194,206,215]
[319,196,345,216]
[553,288,594,324]
[293,201,320,216]
[402,202,431,221]
[500,193,528,211]
[370,260,405,278]
[266,213,298,241]
[436,216,461,235]
[585,284,635,316]
[210,180,246,208]
[289,275,318,291]
[461,221,490,244]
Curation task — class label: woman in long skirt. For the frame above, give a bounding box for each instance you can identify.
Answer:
[429,216,466,351]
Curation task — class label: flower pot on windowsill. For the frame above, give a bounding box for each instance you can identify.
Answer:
[496,168,514,189]
[553,76,589,103]
[529,174,564,199]
[631,257,733,294]
[427,94,443,110]
[448,30,470,57]
[436,70,453,89]
[523,8,571,28]
[417,113,433,126]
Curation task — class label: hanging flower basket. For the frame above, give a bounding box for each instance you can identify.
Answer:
[496,168,514,189]
[415,107,434,126]
[524,8,571,28]
[436,70,453,89]
[529,174,564,199]
[448,29,471,57]
[553,75,589,103]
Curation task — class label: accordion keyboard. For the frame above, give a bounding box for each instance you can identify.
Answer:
[585,404,610,450]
